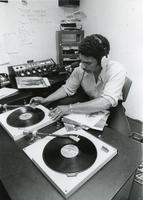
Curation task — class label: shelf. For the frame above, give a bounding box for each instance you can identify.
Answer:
[60,42,81,46]
[56,30,84,67]
[59,30,84,34]
[63,58,79,61]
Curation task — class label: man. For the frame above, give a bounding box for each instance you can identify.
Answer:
[30,34,126,125]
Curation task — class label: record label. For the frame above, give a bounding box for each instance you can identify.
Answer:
[60,144,79,158]
[43,135,97,174]
[19,113,32,120]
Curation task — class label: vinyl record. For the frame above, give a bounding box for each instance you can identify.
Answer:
[43,135,97,174]
[7,106,45,128]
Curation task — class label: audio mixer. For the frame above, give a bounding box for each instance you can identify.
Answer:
[8,58,66,88]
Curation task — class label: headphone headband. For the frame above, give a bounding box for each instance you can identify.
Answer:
[93,34,107,56]
[93,35,103,45]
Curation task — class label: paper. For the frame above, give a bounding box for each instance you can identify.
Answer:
[16,77,51,89]
[63,111,109,131]
[0,87,18,99]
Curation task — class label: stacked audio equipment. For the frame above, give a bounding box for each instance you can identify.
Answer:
[56,30,84,67]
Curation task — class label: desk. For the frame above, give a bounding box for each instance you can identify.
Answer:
[0,121,142,200]
[0,74,67,105]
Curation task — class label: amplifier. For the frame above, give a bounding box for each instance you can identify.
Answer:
[8,58,63,87]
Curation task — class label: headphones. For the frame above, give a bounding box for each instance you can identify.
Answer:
[93,35,110,68]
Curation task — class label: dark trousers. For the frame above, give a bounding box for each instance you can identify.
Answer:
[48,88,131,136]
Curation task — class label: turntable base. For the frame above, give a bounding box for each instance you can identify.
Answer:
[24,128,117,198]
[0,105,53,141]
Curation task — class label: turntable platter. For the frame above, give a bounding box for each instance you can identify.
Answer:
[43,135,97,174]
[7,106,45,128]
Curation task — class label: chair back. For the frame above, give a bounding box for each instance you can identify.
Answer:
[122,76,132,102]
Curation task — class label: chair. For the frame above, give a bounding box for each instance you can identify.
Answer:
[122,76,132,102]
[107,76,132,135]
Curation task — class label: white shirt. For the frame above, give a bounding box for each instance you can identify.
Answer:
[63,60,126,107]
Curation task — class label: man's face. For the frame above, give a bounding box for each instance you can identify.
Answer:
[79,54,100,73]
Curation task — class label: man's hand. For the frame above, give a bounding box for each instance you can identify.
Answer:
[49,105,70,121]
[30,96,46,107]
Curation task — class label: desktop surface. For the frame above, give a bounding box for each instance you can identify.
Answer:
[0,121,142,200]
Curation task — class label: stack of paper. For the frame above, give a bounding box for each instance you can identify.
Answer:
[63,111,109,131]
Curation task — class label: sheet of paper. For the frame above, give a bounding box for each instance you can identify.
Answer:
[0,87,18,99]
[16,77,51,89]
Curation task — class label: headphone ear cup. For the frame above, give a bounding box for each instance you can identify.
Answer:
[101,55,110,68]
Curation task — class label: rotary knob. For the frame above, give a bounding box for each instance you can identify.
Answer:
[32,70,36,74]
[38,68,42,73]
[26,71,31,75]
[20,72,25,76]
[43,67,47,71]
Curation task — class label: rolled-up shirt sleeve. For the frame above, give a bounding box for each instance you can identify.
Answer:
[62,67,83,96]
[101,69,126,107]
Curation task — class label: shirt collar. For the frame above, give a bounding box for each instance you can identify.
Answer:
[98,62,109,81]
[79,62,108,81]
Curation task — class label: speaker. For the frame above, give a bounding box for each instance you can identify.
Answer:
[58,0,80,7]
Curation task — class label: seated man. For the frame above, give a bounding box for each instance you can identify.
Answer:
[30,34,128,133]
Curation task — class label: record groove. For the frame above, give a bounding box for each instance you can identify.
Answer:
[43,135,97,174]
[7,106,44,128]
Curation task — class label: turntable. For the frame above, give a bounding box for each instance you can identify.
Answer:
[23,127,117,198]
[0,105,53,141]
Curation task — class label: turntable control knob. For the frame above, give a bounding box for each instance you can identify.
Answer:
[38,69,42,72]
[32,70,36,74]
[43,68,47,71]
[26,71,31,75]
[20,72,25,76]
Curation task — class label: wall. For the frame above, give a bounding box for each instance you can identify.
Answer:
[0,0,75,71]
[80,0,143,122]
[0,0,142,122]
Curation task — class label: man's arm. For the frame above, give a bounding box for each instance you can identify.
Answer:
[48,96,111,121]
[68,97,112,114]
[30,86,67,106]
[44,86,67,103]
[30,66,82,106]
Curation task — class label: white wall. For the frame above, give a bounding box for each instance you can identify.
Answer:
[80,0,143,121]
[0,0,75,70]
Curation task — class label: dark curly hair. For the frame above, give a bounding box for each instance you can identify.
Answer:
[79,34,110,65]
